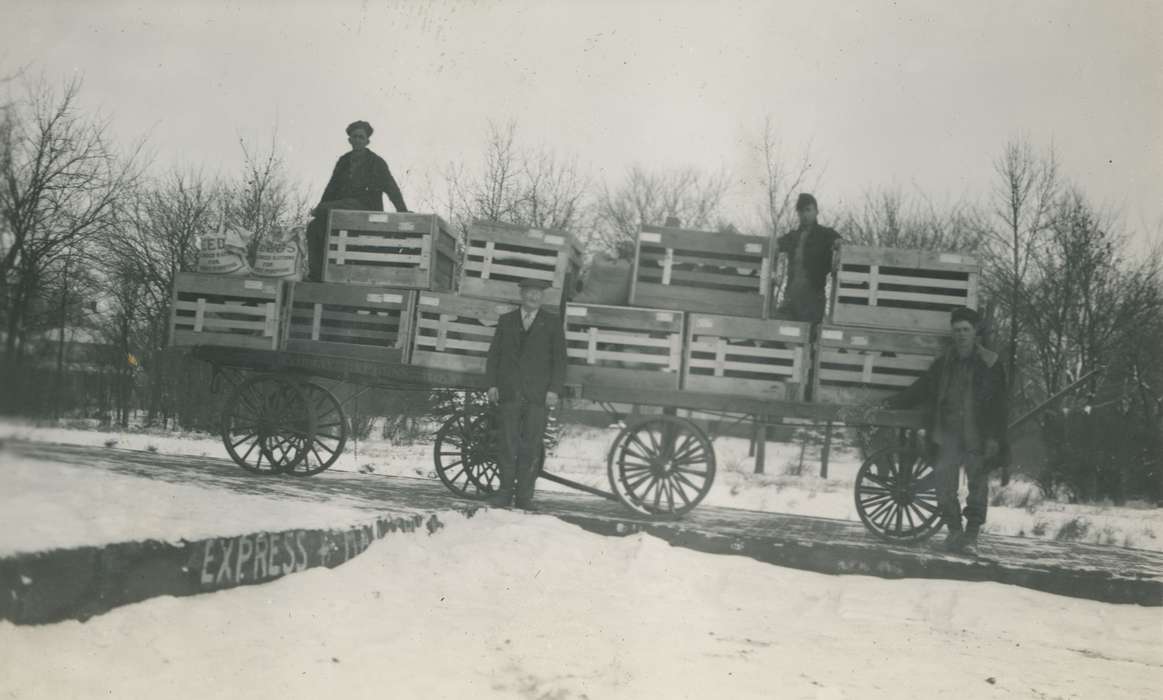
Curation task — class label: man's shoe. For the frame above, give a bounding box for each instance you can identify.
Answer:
[960,529,980,556]
[943,531,965,553]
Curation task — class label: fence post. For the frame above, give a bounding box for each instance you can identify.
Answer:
[754,422,767,474]
[820,421,834,479]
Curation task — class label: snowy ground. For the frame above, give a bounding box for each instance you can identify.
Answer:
[2,510,1160,699]
[2,419,1160,553]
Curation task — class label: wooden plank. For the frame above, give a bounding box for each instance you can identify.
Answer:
[282,339,407,364]
[288,282,412,309]
[327,210,442,234]
[409,350,489,374]
[414,336,491,353]
[839,288,969,305]
[564,364,680,391]
[831,305,960,333]
[688,314,809,342]
[632,283,765,317]
[171,329,277,351]
[683,374,797,399]
[173,273,279,300]
[566,329,675,349]
[566,348,672,366]
[326,250,423,265]
[636,266,762,291]
[565,303,683,333]
[816,325,947,354]
[468,219,579,253]
[688,342,800,362]
[840,270,973,290]
[463,260,556,280]
[639,225,769,257]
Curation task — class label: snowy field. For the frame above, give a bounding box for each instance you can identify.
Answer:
[2,510,1160,699]
[2,418,1160,553]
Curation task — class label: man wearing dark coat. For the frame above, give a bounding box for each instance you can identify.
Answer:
[485,278,568,509]
[774,193,842,323]
[885,306,1010,554]
[306,120,409,281]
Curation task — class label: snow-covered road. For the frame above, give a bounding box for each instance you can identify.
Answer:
[3,510,1160,699]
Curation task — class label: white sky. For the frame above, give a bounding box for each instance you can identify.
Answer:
[4,0,1161,249]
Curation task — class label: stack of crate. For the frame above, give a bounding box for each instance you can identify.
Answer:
[407,220,581,376]
[170,273,284,350]
[811,244,980,403]
[615,224,812,399]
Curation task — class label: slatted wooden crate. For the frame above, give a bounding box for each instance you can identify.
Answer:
[283,282,416,363]
[683,314,811,400]
[458,220,583,305]
[811,324,949,404]
[325,210,456,290]
[831,245,980,332]
[630,225,770,318]
[170,272,283,350]
[564,303,684,391]
[409,292,517,374]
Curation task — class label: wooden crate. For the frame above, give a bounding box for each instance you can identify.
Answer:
[831,245,980,332]
[683,314,811,400]
[283,282,416,363]
[811,324,949,404]
[170,272,283,350]
[630,225,770,318]
[324,210,456,290]
[409,292,518,374]
[458,220,583,305]
[564,303,684,391]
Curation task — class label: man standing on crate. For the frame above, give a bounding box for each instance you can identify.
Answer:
[774,193,842,323]
[485,278,568,509]
[305,120,409,281]
[884,306,1010,555]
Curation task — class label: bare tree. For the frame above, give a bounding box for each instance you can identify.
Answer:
[752,116,821,235]
[833,186,985,252]
[224,133,310,259]
[984,137,1059,404]
[595,165,732,259]
[0,76,143,363]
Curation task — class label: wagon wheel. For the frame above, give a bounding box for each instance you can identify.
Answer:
[607,415,716,519]
[282,382,348,476]
[855,445,943,542]
[433,409,501,499]
[221,374,316,475]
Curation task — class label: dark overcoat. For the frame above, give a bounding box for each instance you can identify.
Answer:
[485,309,567,404]
[318,148,407,212]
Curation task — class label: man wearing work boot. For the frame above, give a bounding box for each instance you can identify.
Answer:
[305,120,409,281]
[773,193,842,323]
[885,307,1010,554]
[484,278,568,510]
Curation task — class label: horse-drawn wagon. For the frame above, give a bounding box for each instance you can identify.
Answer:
[173,212,989,544]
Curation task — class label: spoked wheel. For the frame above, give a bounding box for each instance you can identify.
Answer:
[607,415,716,519]
[855,445,943,542]
[283,382,348,476]
[433,409,501,499]
[222,374,316,475]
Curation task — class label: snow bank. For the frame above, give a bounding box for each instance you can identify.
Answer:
[2,511,1159,699]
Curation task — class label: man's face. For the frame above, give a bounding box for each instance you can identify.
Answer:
[347,129,370,151]
[797,204,818,228]
[951,320,977,355]
[519,286,544,311]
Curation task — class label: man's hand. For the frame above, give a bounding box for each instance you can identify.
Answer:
[546,391,559,408]
[487,387,499,404]
[985,438,1000,460]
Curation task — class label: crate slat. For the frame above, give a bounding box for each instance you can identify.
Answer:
[830,243,981,332]
[681,313,810,400]
[811,323,947,403]
[458,220,582,305]
[408,292,518,374]
[631,225,770,317]
[564,303,684,390]
[170,272,283,351]
[323,210,456,290]
[283,282,415,363]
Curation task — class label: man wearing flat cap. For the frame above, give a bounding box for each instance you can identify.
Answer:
[774,193,842,323]
[885,306,1010,554]
[305,120,409,281]
[484,277,568,509]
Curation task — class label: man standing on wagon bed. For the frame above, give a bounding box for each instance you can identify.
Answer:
[773,193,842,323]
[305,120,409,281]
[485,278,568,509]
[884,306,1010,555]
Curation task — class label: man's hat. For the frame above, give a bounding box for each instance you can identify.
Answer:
[517,278,552,290]
[795,193,818,212]
[950,306,981,326]
[346,120,374,137]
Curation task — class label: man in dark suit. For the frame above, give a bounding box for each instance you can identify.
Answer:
[885,306,1010,554]
[484,278,568,509]
[305,120,409,281]
[774,193,842,323]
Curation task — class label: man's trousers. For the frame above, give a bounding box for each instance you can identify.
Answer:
[933,430,989,532]
[497,399,548,507]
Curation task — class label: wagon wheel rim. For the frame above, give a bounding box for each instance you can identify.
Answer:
[283,382,348,476]
[222,375,314,475]
[607,415,716,519]
[855,445,942,542]
[433,409,499,499]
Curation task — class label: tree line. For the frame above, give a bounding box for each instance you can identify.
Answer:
[1,75,1159,502]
